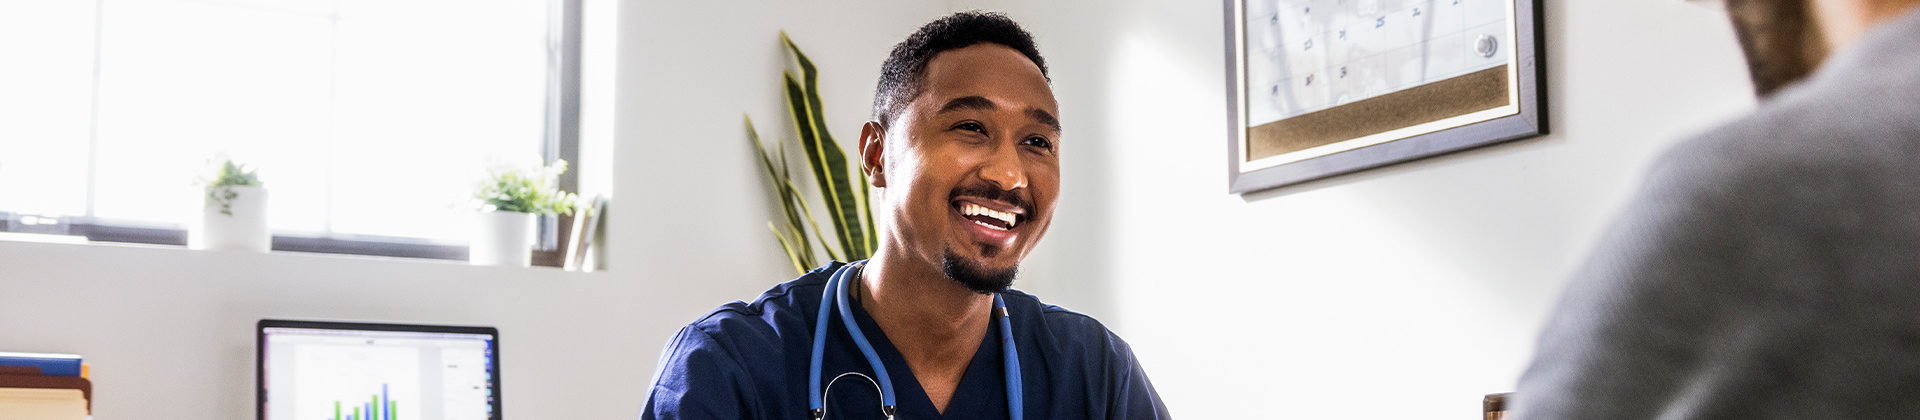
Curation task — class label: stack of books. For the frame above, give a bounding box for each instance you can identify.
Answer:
[563,195,608,272]
[0,352,90,420]
[1484,392,1510,420]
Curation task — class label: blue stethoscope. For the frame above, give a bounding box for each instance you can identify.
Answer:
[808,261,1023,420]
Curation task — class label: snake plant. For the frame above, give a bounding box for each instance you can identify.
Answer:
[748,32,879,274]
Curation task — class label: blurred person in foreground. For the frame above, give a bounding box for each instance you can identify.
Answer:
[1514,0,1920,418]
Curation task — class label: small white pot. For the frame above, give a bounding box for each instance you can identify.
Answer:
[194,185,271,252]
[471,211,536,267]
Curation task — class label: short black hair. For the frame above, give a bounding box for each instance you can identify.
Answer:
[871,11,1048,129]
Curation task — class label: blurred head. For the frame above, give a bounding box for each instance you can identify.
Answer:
[860,12,1059,294]
[1724,0,1829,97]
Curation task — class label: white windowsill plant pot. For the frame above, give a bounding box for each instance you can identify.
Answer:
[470,210,535,267]
[193,185,271,252]
[192,157,270,252]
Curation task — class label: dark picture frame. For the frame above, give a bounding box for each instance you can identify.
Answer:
[1224,0,1546,194]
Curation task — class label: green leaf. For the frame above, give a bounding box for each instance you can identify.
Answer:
[749,115,821,272]
[203,156,264,188]
[749,32,881,270]
[769,222,808,275]
[787,181,841,263]
[785,76,864,262]
[784,35,875,260]
[474,159,577,215]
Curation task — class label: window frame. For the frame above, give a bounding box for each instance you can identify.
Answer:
[24,0,586,265]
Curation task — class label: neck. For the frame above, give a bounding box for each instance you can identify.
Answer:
[858,251,995,354]
[1813,0,1920,52]
[857,250,994,412]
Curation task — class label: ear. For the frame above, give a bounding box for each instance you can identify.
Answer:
[859,121,887,188]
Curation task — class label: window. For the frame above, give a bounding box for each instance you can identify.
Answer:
[0,0,588,261]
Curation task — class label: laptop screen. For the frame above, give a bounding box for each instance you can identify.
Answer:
[258,320,499,420]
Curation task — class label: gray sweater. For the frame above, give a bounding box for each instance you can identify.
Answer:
[1512,9,1920,420]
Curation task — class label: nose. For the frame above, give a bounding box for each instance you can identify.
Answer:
[980,142,1028,191]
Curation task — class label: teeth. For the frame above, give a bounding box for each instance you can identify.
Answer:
[960,202,1018,228]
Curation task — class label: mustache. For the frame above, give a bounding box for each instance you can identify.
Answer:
[950,183,1032,218]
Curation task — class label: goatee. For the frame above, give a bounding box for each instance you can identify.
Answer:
[942,249,1016,294]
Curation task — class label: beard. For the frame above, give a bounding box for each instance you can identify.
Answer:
[939,182,1032,294]
[1725,0,1829,97]
[942,248,1017,294]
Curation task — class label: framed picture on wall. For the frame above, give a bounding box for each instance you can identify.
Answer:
[1224,0,1546,194]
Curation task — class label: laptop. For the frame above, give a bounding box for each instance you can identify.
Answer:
[258,319,500,420]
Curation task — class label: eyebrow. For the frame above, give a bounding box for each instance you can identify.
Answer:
[935,96,997,115]
[934,96,1063,132]
[1027,108,1061,133]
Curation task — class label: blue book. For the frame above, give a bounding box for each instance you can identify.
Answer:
[0,352,83,377]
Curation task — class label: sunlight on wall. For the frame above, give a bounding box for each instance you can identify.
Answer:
[1097,30,1529,418]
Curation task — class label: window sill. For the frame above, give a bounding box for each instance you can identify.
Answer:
[64,222,472,260]
[0,231,590,271]
[3,217,587,269]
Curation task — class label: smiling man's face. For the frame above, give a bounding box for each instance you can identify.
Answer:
[868,42,1060,293]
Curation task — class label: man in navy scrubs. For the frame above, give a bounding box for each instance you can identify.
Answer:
[642,11,1169,420]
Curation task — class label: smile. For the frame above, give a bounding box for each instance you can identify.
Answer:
[956,200,1023,231]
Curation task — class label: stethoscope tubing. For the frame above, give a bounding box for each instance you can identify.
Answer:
[997,296,1022,418]
[807,262,1023,420]
[834,262,899,407]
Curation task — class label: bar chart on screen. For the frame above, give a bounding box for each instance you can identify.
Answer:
[325,384,399,420]
[294,345,421,420]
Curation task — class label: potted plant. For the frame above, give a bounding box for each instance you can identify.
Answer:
[470,159,577,267]
[193,156,270,252]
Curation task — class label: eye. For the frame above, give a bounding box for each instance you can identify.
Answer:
[1023,136,1054,150]
[953,122,985,133]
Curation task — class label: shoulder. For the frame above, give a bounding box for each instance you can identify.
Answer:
[1631,73,1920,240]
[646,263,843,418]
[673,262,841,354]
[1001,289,1172,418]
[1001,289,1141,363]
[1651,65,1920,205]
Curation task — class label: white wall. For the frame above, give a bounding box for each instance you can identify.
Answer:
[0,1,947,419]
[962,0,1757,418]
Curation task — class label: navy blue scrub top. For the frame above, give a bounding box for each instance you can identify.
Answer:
[642,261,1170,420]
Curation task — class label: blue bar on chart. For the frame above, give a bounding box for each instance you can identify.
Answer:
[328,384,395,420]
